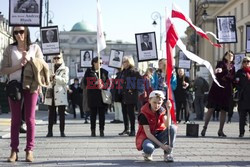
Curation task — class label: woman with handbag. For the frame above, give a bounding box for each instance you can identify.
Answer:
[83,57,109,137]
[235,56,250,137]
[0,26,44,162]
[44,53,69,138]
[201,51,235,137]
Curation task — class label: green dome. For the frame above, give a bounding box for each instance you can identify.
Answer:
[71,21,95,32]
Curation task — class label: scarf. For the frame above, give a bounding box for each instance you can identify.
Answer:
[243,67,250,80]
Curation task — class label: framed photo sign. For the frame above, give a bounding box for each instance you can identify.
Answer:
[9,0,42,26]
[178,50,191,69]
[216,16,237,44]
[40,26,60,55]
[135,32,158,62]
[80,50,93,68]
[108,49,124,69]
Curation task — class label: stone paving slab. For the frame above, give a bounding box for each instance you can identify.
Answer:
[0,110,250,166]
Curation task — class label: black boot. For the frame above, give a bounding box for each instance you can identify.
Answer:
[46,131,53,137]
[91,130,96,137]
[201,126,207,137]
[119,130,129,136]
[100,130,104,137]
[60,132,66,137]
[129,130,135,136]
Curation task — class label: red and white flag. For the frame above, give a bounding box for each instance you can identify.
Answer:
[166,15,223,88]
[165,16,178,124]
[172,3,222,48]
[97,0,106,53]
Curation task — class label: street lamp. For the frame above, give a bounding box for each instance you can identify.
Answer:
[44,0,54,26]
[193,0,209,78]
[151,11,162,51]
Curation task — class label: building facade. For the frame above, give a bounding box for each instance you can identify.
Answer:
[59,21,144,80]
[0,13,13,81]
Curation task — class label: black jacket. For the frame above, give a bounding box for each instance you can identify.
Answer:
[83,68,109,108]
[235,69,250,110]
[121,67,143,105]
[69,83,83,104]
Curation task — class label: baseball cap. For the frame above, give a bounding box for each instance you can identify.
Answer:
[149,90,165,99]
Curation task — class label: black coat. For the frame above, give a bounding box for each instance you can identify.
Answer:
[83,68,109,108]
[174,75,190,102]
[235,69,250,110]
[69,83,83,104]
[121,67,143,105]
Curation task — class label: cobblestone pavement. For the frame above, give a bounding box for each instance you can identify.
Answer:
[0,109,250,167]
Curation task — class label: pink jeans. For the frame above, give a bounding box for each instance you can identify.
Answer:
[8,90,38,152]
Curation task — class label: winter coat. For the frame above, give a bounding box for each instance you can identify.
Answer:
[83,68,109,108]
[174,75,190,102]
[235,69,250,110]
[136,103,166,151]
[121,67,143,105]
[207,60,235,109]
[44,63,69,106]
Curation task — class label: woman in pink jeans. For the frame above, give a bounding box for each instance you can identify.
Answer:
[0,26,44,162]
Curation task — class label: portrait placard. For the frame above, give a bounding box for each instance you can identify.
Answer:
[178,51,191,69]
[80,50,93,68]
[108,49,124,69]
[76,62,84,78]
[216,16,237,44]
[234,53,245,72]
[9,0,42,26]
[246,25,250,53]
[40,26,60,55]
[135,32,158,62]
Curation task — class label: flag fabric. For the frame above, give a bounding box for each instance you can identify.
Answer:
[97,0,106,53]
[165,17,178,124]
[172,3,222,48]
[166,15,223,88]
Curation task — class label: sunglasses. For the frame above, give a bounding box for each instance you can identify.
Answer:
[243,60,250,63]
[14,30,25,35]
[53,57,60,60]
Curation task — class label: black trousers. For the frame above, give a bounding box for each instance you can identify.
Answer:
[90,107,106,131]
[72,101,84,118]
[239,109,250,135]
[176,100,189,122]
[121,103,136,131]
[48,105,66,133]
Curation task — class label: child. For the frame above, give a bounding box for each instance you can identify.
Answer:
[136,90,177,162]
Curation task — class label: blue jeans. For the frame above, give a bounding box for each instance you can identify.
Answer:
[142,125,177,155]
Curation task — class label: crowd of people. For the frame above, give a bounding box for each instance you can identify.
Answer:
[0,26,250,163]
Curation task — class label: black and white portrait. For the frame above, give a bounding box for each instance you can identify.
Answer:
[108,49,124,68]
[135,32,158,62]
[40,26,60,55]
[80,50,93,68]
[141,33,153,51]
[216,16,237,43]
[246,25,250,53]
[9,0,42,26]
[178,51,191,69]
[234,53,245,72]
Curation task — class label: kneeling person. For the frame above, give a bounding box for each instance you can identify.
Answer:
[136,90,177,162]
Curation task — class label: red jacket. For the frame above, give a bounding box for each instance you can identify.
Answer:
[135,103,166,150]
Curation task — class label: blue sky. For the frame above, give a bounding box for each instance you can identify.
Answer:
[0,0,189,43]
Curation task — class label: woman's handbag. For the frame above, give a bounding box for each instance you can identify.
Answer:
[5,80,23,101]
[101,90,112,104]
[45,88,53,98]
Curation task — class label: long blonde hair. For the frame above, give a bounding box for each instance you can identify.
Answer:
[123,56,135,68]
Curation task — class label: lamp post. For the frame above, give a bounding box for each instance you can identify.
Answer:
[193,0,209,78]
[151,11,162,51]
[44,0,53,26]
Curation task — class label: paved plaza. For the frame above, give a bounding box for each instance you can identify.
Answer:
[0,109,250,167]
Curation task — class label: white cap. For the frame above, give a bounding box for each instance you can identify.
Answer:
[149,90,165,99]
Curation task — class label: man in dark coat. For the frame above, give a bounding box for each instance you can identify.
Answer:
[69,78,84,118]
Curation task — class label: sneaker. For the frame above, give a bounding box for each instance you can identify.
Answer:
[164,153,174,162]
[142,153,153,161]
